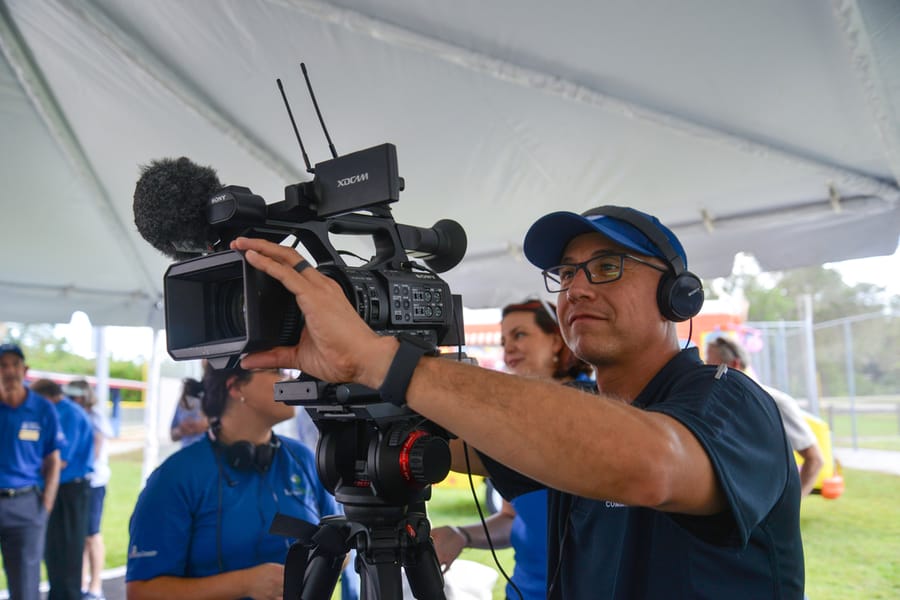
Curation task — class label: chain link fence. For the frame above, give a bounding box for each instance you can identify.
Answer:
[746,311,900,451]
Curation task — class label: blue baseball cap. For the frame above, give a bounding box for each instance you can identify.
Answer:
[523,206,688,271]
[0,343,25,360]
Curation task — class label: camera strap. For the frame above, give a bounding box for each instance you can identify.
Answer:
[378,335,435,407]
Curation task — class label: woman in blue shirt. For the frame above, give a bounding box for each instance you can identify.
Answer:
[126,364,340,600]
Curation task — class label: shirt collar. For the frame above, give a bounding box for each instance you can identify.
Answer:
[633,347,703,409]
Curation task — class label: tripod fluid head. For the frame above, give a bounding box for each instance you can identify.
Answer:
[271,389,453,599]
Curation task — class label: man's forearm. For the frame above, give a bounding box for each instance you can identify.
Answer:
[127,570,255,600]
[798,445,825,497]
[403,356,722,514]
[460,510,514,550]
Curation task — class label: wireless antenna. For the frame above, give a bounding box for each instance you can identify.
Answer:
[301,62,338,159]
[276,78,314,173]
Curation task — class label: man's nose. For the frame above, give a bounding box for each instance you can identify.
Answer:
[566,265,595,299]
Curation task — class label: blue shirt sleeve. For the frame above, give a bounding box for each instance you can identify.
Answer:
[646,369,791,547]
[78,407,95,473]
[58,400,95,481]
[170,404,186,430]
[126,452,199,581]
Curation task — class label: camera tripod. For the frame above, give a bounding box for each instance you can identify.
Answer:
[270,403,453,600]
[275,499,445,600]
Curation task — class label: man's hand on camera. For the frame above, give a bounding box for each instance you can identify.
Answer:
[231,237,397,389]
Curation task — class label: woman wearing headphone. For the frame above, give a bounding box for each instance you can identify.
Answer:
[126,364,340,600]
[431,299,592,600]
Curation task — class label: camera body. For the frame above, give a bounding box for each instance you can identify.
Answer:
[162,143,466,369]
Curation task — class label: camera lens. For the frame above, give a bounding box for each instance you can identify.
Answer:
[210,277,246,339]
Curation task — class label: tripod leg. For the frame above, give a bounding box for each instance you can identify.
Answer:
[359,558,404,600]
[300,546,345,600]
[404,537,446,600]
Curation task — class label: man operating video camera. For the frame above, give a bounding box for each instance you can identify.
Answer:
[231,205,805,599]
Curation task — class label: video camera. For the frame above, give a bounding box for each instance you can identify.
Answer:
[162,141,467,372]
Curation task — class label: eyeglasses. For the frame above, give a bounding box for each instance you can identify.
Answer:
[541,253,667,293]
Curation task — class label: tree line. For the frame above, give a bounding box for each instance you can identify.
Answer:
[712,264,899,397]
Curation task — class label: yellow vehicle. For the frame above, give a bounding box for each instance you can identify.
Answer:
[799,411,844,499]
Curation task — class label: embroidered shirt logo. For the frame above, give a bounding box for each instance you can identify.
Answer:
[128,545,158,559]
[284,474,310,498]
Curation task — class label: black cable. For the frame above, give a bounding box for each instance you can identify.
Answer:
[545,499,574,599]
[462,442,523,600]
[215,453,226,573]
[684,318,694,350]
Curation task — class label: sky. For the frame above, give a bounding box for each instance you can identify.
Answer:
[826,246,900,295]
[55,243,900,362]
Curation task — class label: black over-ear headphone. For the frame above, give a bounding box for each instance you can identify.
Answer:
[208,422,282,473]
[580,206,704,322]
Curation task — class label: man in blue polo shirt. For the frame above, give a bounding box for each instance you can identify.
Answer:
[230,204,805,599]
[0,343,62,600]
[31,378,94,600]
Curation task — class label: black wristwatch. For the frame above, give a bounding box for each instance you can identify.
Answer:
[378,335,436,407]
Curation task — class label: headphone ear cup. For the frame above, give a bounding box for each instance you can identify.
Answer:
[224,441,256,471]
[218,435,280,472]
[657,271,704,322]
[254,440,276,472]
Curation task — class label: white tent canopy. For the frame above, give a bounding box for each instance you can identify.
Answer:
[2,0,899,328]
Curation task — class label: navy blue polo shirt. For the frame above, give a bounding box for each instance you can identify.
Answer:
[482,348,804,599]
[0,388,61,489]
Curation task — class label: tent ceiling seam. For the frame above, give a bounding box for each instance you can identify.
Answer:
[0,0,160,294]
[833,0,900,186]
[279,0,900,202]
[673,194,890,232]
[73,0,305,185]
[462,194,895,263]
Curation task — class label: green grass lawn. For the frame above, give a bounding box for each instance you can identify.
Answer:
[830,413,900,451]
[101,449,144,569]
[3,455,898,599]
[800,469,900,599]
